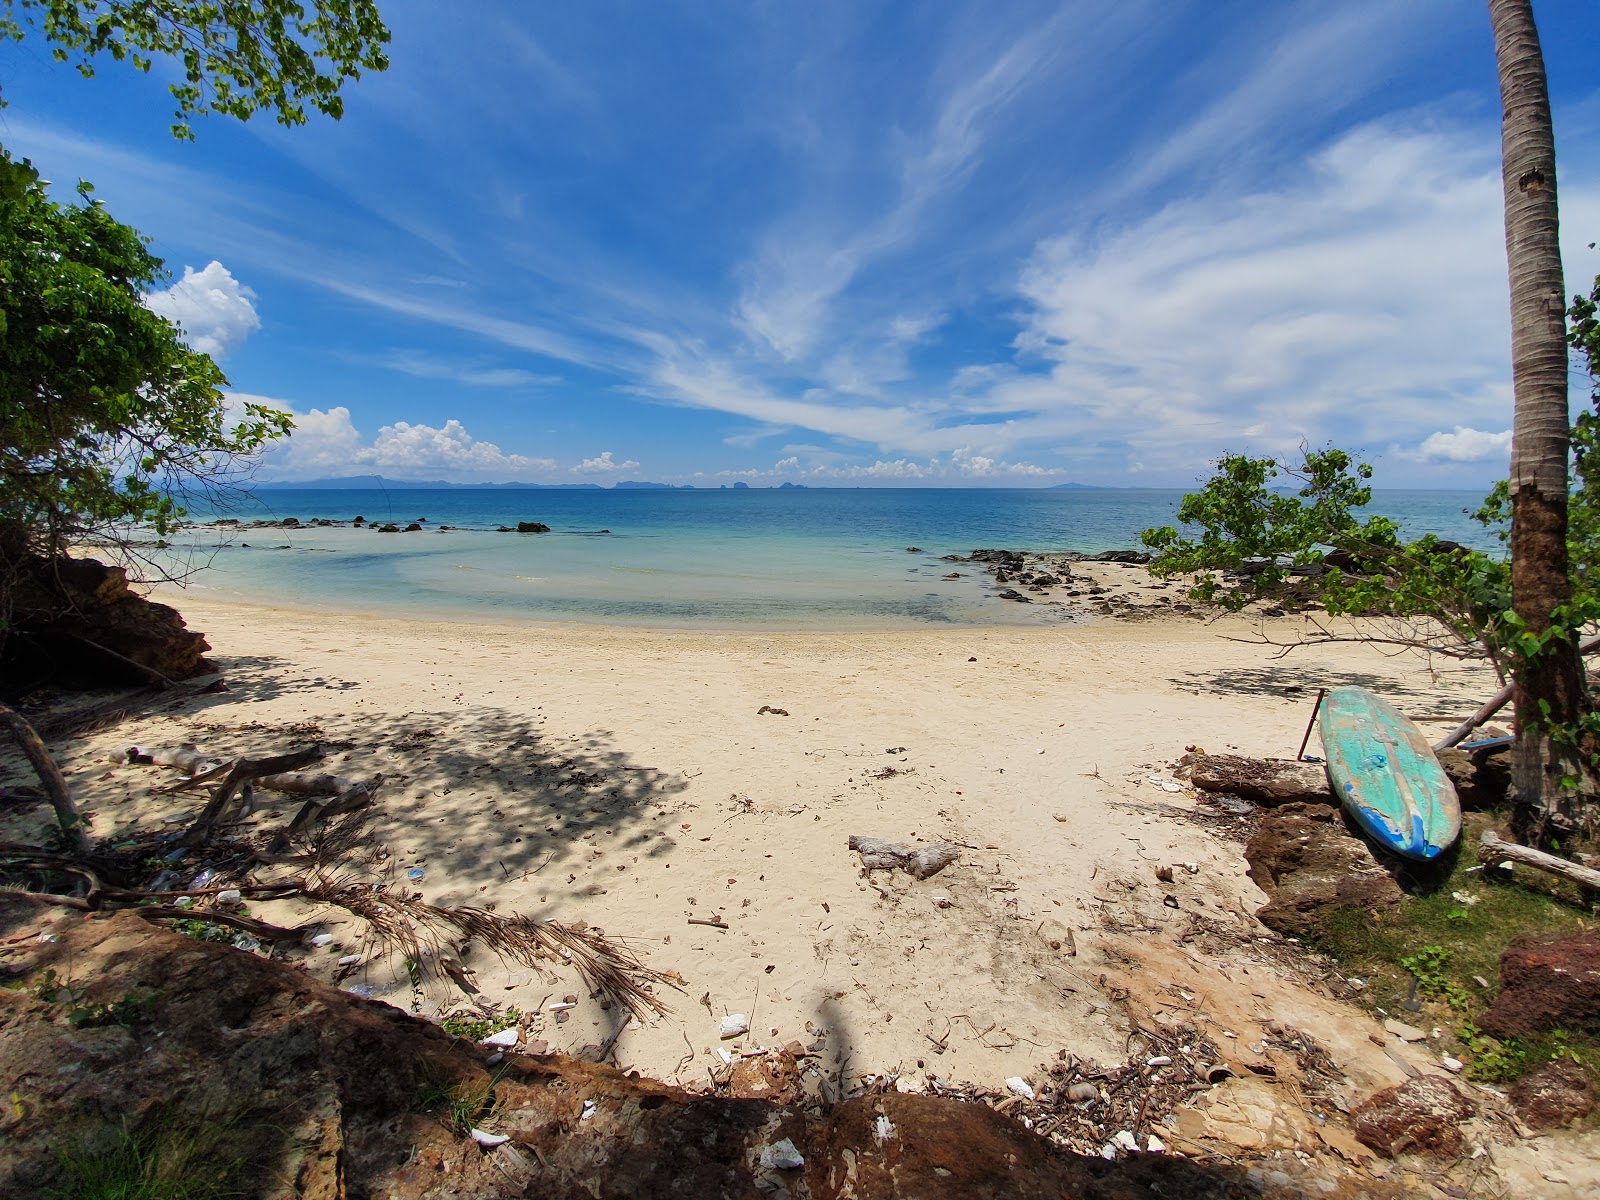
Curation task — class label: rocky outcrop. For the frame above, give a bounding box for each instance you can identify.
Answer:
[1351,1076,1476,1158]
[1434,745,1511,812]
[1479,930,1600,1039]
[1510,1061,1595,1130]
[0,908,1338,1200]
[3,556,211,692]
[1244,804,1406,937]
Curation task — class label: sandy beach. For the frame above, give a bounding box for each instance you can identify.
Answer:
[17,577,1600,1192]
[31,586,1491,1073]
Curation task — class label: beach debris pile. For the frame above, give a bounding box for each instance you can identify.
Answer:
[848,834,960,879]
[0,721,673,1020]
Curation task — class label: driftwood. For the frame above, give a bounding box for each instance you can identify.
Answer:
[1433,636,1600,751]
[184,747,327,845]
[1187,755,1332,807]
[131,744,366,798]
[848,836,959,879]
[0,703,91,854]
[1434,686,1513,752]
[1478,830,1600,891]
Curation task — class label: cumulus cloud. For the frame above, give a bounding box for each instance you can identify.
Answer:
[1401,426,1512,463]
[572,451,640,474]
[144,261,261,357]
[248,398,557,481]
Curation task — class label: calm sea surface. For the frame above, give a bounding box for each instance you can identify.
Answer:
[157,487,1498,630]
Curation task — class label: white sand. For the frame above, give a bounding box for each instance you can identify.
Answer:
[31,592,1499,1107]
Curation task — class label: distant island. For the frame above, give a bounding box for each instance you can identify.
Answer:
[250,476,1114,491]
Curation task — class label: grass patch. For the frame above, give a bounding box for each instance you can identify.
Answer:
[1303,816,1597,1087]
[412,1064,510,1133]
[44,1107,251,1200]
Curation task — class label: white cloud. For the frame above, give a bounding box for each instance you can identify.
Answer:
[245,398,557,481]
[378,352,561,388]
[572,451,640,474]
[1402,426,1512,463]
[144,261,261,357]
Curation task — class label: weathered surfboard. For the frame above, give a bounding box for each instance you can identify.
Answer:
[1319,686,1462,861]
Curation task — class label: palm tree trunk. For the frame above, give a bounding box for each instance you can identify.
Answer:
[1490,0,1592,845]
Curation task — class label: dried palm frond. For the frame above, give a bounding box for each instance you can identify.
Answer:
[301,875,673,1019]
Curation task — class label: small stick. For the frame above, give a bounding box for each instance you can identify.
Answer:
[687,916,729,930]
[1295,688,1326,762]
[0,703,90,854]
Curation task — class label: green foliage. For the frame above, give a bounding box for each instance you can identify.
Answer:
[1141,445,1516,667]
[23,967,156,1027]
[0,148,292,580]
[439,1006,521,1043]
[0,0,390,138]
[1398,946,1473,1013]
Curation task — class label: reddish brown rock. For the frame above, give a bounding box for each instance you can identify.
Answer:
[1479,930,1600,1039]
[727,1049,803,1104]
[1351,1076,1477,1158]
[1509,1061,1595,1130]
[5,555,211,689]
[1245,804,1406,936]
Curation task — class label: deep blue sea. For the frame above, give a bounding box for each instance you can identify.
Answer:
[158,487,1497,630]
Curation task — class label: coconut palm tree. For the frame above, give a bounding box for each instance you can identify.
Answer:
[1489,0,1592,845]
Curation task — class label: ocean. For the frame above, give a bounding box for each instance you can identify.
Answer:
[154,487,1498,630]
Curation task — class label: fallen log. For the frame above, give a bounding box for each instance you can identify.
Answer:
[1478,830,1600,891]
[1187,754,1332,807]
[848,835,959,879]
[0,703,91,854]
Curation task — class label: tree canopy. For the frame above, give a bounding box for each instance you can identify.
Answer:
[0,0,390,136]
[0,148,291,582]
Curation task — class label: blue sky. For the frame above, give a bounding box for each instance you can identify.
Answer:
[5,0,1600,487]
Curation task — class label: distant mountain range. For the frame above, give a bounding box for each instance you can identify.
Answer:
[251,476,816,490]
[252,476,1117,491]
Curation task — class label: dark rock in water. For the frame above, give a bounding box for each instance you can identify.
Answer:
[942,573,961,580]
[3,556,212,692]
[1480,930,1600,1039]
[598,529,610,534]
[516,521,552,533]
[280,516,300,527]
[969,549,1025,566]
[905,546,922,552]
[997,589,1031,603]
[994,570,1010,584]
[353,515,365,523]
[940,554,964,562]
[377,523,400,533]
[1031,574,1062,587]
[403,523,422,532]
[1083,550,1149,564]
[1244,803,1405,937]
[496,525,512,532]
[1352,1076,1475,1158]
[1510,1061,1595,1129]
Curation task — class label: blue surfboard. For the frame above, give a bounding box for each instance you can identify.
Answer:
[1319,686,1462,861]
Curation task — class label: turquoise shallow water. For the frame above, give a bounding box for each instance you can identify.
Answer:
[158,487,1499,630]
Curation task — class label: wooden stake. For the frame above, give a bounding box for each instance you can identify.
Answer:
[1296,689,1327,762]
